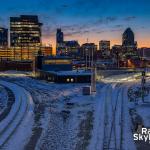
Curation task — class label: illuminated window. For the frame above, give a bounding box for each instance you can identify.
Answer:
[44,59,71,65]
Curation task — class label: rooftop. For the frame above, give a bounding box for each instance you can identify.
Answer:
[47,69,91,76]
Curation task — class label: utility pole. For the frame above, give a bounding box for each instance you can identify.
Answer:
[117,51,119,69]
[85,48,88,71]
[89,46,91,69]
[141,70,146,103]
[86,38,89,70]
[91,47,96,93]
[32,56,36,77]
[32,46,37,77]
[141,56,147,103]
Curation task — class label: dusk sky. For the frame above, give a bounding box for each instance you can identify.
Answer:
[0,0,150,52]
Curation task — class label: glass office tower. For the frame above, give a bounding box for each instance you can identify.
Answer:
[10,15,42,60]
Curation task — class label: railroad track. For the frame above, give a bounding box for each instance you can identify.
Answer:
[103,84,124,150]
[0,85,15,122]
[0,81,29,148]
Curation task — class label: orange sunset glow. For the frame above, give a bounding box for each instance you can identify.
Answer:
[42,31,150,55]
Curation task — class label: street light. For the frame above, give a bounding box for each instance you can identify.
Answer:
[91,47,96,93]
[85,48,88,71]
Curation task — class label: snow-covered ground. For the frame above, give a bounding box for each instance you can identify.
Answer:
[127,81,150,127]
[101,72,141,83]
[0,81,34,150]
[0,86,8,115]
[0,71,149,150]
[0,71,105,150]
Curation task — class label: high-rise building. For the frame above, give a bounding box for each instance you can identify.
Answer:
[122,28,135,46]
[40,45,53,56]
[56,29,80,57]
[0,28,10,60]
[99,40,110,51]
[138,47,150,59]
[56,28,64,44]
[0,27,8,48]
[121,28,139,68]
[122,28,138,59]
[122,28,137,51]
[10,15,42,60]
[56,29,64,55]
[56,40,80,57]
[80,43,97,69]
[80,43,97,60]
[111,45,123,67]
[99,40,110,58]
[65,41,80,57]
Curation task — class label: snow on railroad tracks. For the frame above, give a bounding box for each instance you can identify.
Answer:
[89,83,136,150]
[102,85,122,150]
[0,81,34,149]
[102,84,136,150]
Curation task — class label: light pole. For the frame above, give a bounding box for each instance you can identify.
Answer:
[89,46,91,69]
[141,70,146,103]
[116,51,119,69]
[91,47,96,93]
[85,48,88,71]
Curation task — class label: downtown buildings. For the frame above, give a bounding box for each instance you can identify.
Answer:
[0,27,8,49]
[99,40,111,58]
[0,15,52,61]
[0,15,53,71]
[80,43,97,60]
[56,28,64,55]
[56,29,64,45]
[0,27,9,59]
[56,29,80,58]
[0,14,149,69]
[54,27,146,69]
[120,28,139,67]
[10,15,42,60]
[122,28,134,45]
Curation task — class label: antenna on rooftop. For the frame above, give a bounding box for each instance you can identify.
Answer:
[87,38,89,43]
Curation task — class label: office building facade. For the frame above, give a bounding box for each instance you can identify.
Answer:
[0,27,8,48]
[10,15,42,60]
[99,40,110,51]
[56,28,64,55]
[56,28,64,44]
[80,43,97,60]
[122,28,137,51]
[122,28,135,46]
[99,40,110,58]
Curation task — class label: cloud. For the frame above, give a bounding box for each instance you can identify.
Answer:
[95,17,117,25]
[124,16,136,21]
[37,0,71,15]
[41,15,119,40]
[110,29,122,32]
[114,25,123,28]
[66,29,91,36]
[96,30,106,34]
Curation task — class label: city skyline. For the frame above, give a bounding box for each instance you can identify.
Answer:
[0,0,150,54]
